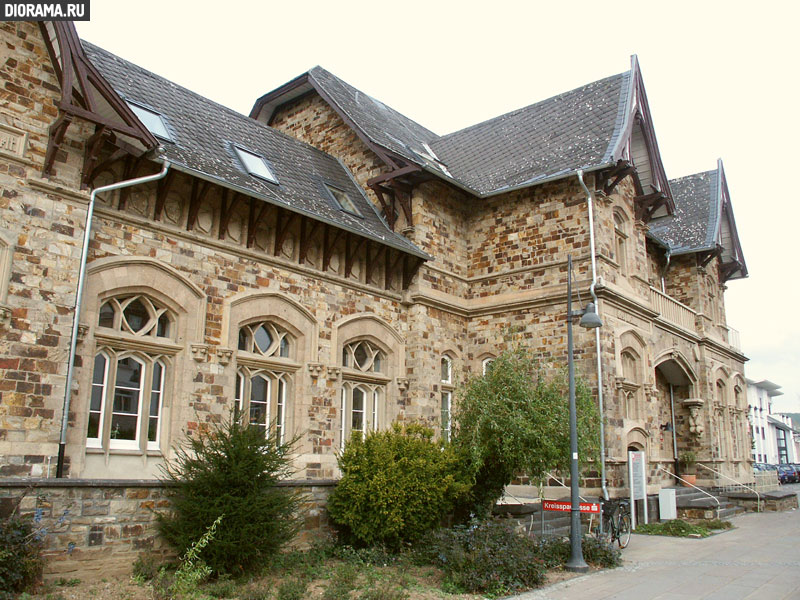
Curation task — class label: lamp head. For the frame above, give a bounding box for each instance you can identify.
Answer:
[579,303,603,329]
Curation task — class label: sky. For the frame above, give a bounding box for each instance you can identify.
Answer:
[76,1,800,411]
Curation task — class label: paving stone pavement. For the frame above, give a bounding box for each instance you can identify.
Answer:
[509,486,800,600]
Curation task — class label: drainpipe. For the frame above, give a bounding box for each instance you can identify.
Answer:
[576,170,608,501]
[661,249,671,294]
[669,383,678,466]
[56,159,171,478]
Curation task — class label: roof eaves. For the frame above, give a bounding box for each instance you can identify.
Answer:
[480,162,617,199]
[166,160,429,261]
[603,69,634,164]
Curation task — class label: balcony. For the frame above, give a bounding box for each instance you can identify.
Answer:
[649,287,696,332]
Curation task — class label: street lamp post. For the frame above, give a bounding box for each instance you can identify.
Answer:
[565,254,602,572]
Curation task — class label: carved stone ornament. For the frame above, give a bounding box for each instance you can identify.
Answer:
[216,348,233,366]
[76,323,89,342]
[682,398,705,437]
[327,366,341,380]
[191,344,209,362]
[307,362,324,378]
[396,377,409,392]
[0,304,11,326]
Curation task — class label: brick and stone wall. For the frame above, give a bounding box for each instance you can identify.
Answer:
[0,478,335,580]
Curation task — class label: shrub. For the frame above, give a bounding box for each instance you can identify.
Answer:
[327,423,470,549]
[415,519,545,597]
[275,577,309,600]
[158,416,302,576]
[0,509,46,596]
[636,519,711,538]
[453,347,601,515]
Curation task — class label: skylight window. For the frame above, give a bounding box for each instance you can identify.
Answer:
[234,146,279,184]
[127,102,172,141]
[325,184,362,217]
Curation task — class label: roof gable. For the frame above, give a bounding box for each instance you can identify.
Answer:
[649,159,747,281]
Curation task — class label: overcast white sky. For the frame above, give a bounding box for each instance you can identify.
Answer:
[76,1,800,411]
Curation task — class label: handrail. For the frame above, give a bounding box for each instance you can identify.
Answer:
[546,472,589,503]
[657,465,720,519]
[697,463,761,512]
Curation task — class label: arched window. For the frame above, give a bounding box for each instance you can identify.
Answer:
[341,339,387,445]
[614,211,628,276]
[88,294,174,451]
[620,349,642,420]
[481,356,495,375]
[235,320,295,442]
[441,355,454,442]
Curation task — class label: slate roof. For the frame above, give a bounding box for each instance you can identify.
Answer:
[431,73,631,195]
[82,43,427,260]
[648,170,718,254]
[291,68,631,197]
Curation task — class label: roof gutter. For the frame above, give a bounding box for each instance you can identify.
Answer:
[56,159,171,478]
[576,169,608,501]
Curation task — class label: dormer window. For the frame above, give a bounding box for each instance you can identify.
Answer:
[127,102,172,141]
[234,146,279,184]
[325,184,362,217]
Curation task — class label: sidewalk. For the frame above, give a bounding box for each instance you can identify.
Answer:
[510,506,800,599]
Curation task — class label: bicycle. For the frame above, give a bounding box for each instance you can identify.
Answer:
[596,498,631,549]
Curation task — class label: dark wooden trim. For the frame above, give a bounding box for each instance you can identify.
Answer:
[117,156,140,210]
[369,184,394,230]
[273,208,297,256]
[344,233,365,278]
[153,170,176,221]
[392,185,413,224]
[81,126,109,188]
[43,111,72,176]
[219,191,244,240]
[246,198,270,248]
[366,165,422,187]
[186,179,211,231]
[298,218,321,264]
[323,226,343,272]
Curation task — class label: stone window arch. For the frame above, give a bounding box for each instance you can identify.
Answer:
[333,314,404,449]
[81,257,205,463]
[620,349,643,420]
[480,355,496,375]
[716,378,730,458]
[224,292,317,445]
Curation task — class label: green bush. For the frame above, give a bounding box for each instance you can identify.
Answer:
[327,423,469,550]
[535,536,620,569]
[415,519,545,597]
[158,417,302,576]
[453,347,601,515]
[0,510,46,597]
[636,519,712,538]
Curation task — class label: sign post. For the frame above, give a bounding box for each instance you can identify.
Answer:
[628,450,648,529]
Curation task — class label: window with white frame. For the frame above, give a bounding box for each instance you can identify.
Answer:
[340,339,387,446]
[235,320,295,442]
[440,355,453,442]
[481,357,495,375]
[88,294,175,451]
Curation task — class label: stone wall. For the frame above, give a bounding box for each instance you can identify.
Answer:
[0,478,335,580]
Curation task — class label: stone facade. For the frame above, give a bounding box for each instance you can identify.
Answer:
[0,21,748,506]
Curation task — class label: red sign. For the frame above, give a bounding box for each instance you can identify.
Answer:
[542,500,600,514]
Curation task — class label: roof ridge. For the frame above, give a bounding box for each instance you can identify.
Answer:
[668,168,716,184]
[436,71,628,142]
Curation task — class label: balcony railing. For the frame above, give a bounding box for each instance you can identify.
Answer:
[649,287,696,332]
[727,327,742,352]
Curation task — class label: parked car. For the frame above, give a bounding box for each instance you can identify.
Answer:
[777,464,796,484]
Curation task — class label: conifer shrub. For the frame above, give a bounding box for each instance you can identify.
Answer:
[158,417,302,576]
[327,423,469,550]
[0,511,45,597]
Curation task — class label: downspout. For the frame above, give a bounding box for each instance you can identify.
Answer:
[669,384,678,469]
[661,249,671,294]
[576,170,608,501]
[56,159,171,478]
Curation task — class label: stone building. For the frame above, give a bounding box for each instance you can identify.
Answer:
[1,20,749,501]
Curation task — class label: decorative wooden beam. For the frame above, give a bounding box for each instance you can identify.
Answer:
[117,157,140,210]
[323,226,344,272]
[384,248,404,290]
[153,169,176,221]
[43,112,73,176]
[369,184,395,230]
[273,208,297,256]
[344,233,366,278]
[298,218,321,264]
[186,179,211,231]
[81,126,109,188]
[366,165,422,187]
[391,185,413,225]
[246,198,270,248]
[402,255,423,290]
[603,165,636,196]
[219,190,244,240]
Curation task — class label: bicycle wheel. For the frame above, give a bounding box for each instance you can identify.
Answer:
[617,514,631,549]
[596,515,613,544]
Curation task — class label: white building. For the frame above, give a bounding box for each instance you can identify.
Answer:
[747,379,798,464]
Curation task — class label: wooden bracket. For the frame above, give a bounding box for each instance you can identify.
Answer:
[43,112,73,176]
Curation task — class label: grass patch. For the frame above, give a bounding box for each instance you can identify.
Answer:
[635,518,732,538]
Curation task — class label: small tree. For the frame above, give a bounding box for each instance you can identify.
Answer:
[327,423,470,549]
[158,417,302,576]
[453,347,601,514]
